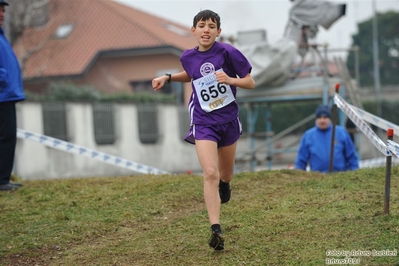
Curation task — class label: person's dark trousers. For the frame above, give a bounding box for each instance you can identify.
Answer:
[0,102,17,186]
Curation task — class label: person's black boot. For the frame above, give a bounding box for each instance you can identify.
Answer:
[0,183,18,191]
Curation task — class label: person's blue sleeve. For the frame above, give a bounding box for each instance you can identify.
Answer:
[0,64,8,88]
[295,133,309,170]
[344,132,359,170]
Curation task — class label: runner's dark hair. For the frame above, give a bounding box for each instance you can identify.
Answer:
[193,10,221,29]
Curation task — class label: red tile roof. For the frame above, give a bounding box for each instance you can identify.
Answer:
[14,0,197,79]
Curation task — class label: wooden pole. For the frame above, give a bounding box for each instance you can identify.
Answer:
[329,84,340,173]
[384,128,393,215]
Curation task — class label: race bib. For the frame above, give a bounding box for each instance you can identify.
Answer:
[193,70,235,113]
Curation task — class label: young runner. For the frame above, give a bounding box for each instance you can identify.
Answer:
[152,9,255,250]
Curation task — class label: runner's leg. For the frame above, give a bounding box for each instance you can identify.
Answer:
[195,139,220,225]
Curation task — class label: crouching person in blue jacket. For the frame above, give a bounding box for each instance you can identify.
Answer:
[295,105,359,173]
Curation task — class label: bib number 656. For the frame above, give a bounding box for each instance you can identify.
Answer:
[200,83,227,102]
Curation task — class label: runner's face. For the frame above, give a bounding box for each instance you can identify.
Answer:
[191,18,221,51]
[316,116,331,130]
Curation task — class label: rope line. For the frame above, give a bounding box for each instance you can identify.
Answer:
[17,128,170,175]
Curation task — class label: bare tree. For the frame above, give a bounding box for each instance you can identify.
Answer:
[7,0,49,45]
[4,0,50,73]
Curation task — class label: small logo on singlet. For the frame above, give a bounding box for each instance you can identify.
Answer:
[209,96,228,110]
[200,62,215,77]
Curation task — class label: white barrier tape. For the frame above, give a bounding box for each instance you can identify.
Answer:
[359,156,399,168]
[334,94,391,156]
[387,140,399,158]
[349,104,399,138]
[17,128,170,175]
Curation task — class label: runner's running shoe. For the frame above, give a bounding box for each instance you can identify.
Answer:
[208,229,224,251]
[219,181,231,204]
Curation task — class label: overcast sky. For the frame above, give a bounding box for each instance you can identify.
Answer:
[114,0,399,55]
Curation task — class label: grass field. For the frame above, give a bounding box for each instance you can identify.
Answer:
[1,167,399,265]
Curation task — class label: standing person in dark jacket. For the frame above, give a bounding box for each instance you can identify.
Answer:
[294,105,359,173]
[0,0,26,191]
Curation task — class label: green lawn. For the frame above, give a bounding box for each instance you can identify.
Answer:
[1,167,399,265]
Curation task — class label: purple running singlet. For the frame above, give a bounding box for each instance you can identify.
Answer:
[181,41,252,146]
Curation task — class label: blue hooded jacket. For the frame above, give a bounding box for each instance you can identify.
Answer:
[295,123,359,173]
[0,27,25,103]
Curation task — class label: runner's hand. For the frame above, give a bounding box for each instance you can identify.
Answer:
[152,76,167,91]
[215,71,232,85]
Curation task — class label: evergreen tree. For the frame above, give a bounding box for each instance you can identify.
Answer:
[347,11,399,87]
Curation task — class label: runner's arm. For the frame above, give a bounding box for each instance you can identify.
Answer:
[215,72,255,90]
[152,71,191,91]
